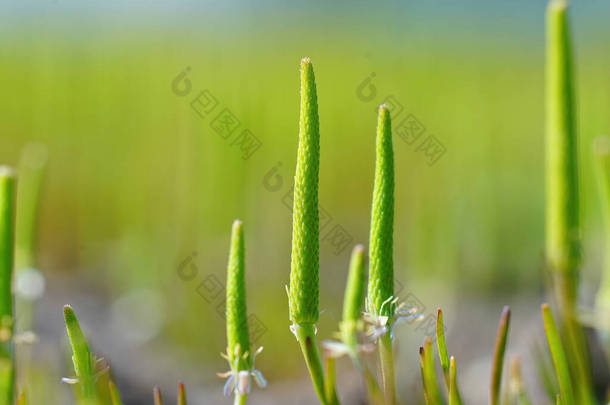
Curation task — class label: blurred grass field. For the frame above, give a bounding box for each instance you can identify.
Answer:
[1,1,610,399]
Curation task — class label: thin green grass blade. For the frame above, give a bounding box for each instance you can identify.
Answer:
[448,356,463,405]
[0,167,15,405]
[436,309,450,387]
[419,339,443,405]
[177,382,186,405]
[108,381,123,405]
[63,305,95,398]
[541,303,575,405]
[341,244,366,351]
[490,306,510,405]
[509,357,533,405]
[323,355,340,405]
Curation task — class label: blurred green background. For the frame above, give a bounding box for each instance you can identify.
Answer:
[1,1,609,403]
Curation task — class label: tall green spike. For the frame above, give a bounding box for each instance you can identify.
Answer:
[367,104,394,317]
[289,57,321,326]
[367,105,396,405]
[288,58,329,405]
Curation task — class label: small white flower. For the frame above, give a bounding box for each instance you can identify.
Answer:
[61,356,109,385]
[217,346,266,397]
[363,296,423,340]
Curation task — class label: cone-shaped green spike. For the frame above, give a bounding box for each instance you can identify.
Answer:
[367,105,394,317]
[341,245,366,349]
[226,220,251,370]
[0,167,16,405]
[289,57,321,325]
[63,305,94,397]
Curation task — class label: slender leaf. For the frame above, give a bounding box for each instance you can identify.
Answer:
[436,309,450,387]
[491,306,510,405]
[541,303,575,405]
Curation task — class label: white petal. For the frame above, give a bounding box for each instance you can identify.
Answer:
[223,375,235,397]
[61,377,79,385]
[322,341,350,358]
[251,369,267,388]
[237,371,251,394]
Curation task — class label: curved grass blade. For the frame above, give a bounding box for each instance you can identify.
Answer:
[436,309,450,387]
[509,357,532,405]
[108,381,123,405]
[541,303,575,405]
[490,306,510,405]
[63,305,95,398]
[448,356,463,405]
[323,355,340,405]
[0,167,15,405]
[419,338,442,405]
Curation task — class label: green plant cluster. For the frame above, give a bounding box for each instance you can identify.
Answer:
[0,0,607,404]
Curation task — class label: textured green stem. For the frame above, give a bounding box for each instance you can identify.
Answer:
[0,167,15,405]
[294,324,328,405]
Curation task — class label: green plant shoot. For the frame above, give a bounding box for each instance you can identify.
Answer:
[287,58,328,405]
[0,167,15,405]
